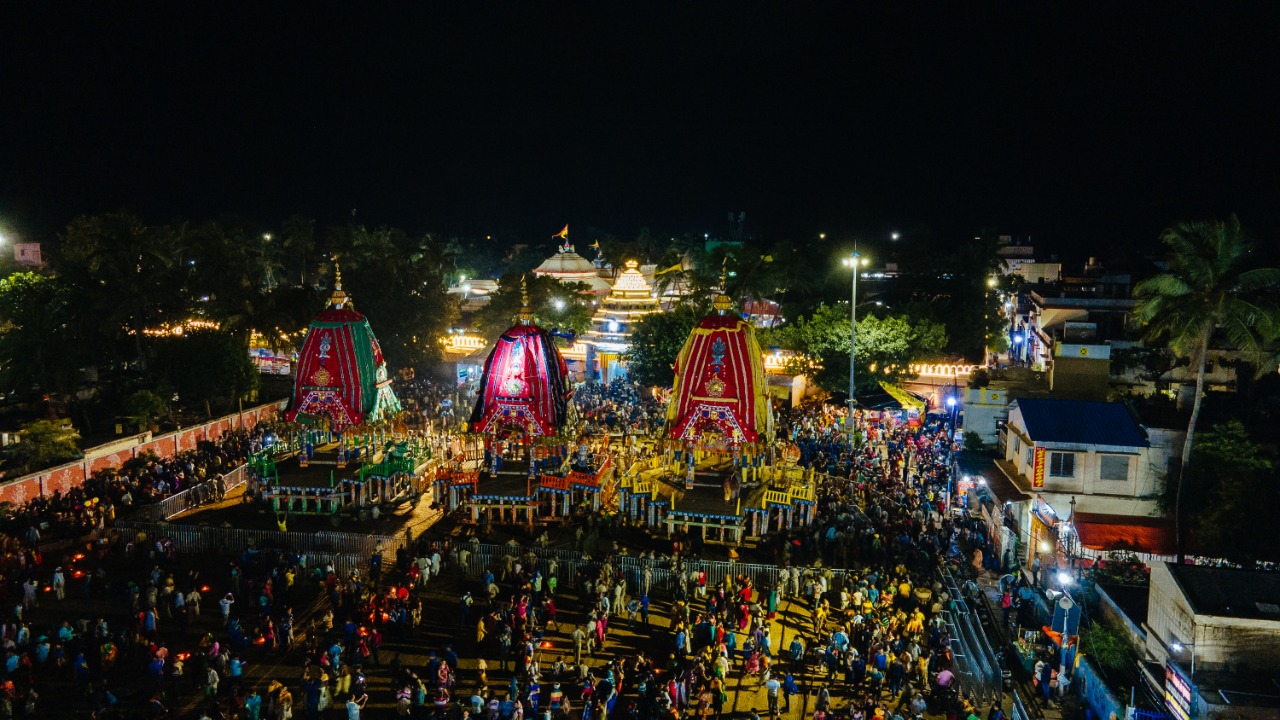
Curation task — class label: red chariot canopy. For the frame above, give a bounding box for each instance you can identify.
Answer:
[285,272,401,431]
[666,311,772,445]
[469,323,572,437]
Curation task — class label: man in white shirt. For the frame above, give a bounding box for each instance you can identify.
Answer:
[346,692,367,719]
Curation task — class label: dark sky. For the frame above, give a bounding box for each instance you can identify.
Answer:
[4,3,1279,259]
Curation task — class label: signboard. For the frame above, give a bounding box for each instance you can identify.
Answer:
[1032,447,1046,489]
[1165,660,1194,720]
[1052,596,1082,637]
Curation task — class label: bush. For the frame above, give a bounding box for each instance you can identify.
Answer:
[963,431,985,452]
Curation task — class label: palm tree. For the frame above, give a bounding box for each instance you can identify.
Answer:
[1132,215,1280,561]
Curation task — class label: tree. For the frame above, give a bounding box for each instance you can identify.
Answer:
[625,306,704,387]
[153,329,259,418]
[473,274,593,342]
[1180,421,1279,563]
[761,304,947,394]
[1079,619,1139,677]
[7,420,81,473]
[0,272,82,402]
[124,389,172,431]
[57,212,185,370]
[328,226,459,370]
[1132,216,1280,560]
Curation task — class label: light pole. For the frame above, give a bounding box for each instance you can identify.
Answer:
[842,250,869,440]
[1170,640,1196,679]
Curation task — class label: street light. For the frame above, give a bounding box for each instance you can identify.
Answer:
[891,232,901,241]
[842,250,870,438]
[1171,641,1197,679]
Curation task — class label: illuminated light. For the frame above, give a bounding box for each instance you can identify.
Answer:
[946,397,957,408]
[977,478,987,486]
[987,277,998,288]
[553,299,565,310]
[1039,542,1050,553]
[1057,572,1073,586]
[608,320,620,333]
[201,586,211,593]
[73,553,85,561]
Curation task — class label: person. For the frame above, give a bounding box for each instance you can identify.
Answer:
[346,692,368,719]
[220,593,235,620]
[765,675,781,717]
[783,673,800,712]
[1038,662,1054,707]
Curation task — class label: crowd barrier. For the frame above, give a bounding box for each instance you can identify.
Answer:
[111,519,403,562]
[456,542,790,599]
[128,465,249,522]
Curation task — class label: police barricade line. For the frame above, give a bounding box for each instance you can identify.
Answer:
[113,520,401,562]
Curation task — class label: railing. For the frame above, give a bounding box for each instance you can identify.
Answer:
[458,543,785,599]
[1011,689,1032,720]
[762,489,791,507]
[129,465,249,522]
[940,568,1004,705]
[112,519,404,561]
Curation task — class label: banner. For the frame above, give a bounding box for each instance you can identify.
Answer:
[1033,447,1046,488]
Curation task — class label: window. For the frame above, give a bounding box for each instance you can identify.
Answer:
[1049,452,1075,478]
[1025,447,1033,468]
[1013,436,1020,454]
[1099,455,1130,481]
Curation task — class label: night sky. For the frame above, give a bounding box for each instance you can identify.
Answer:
[4,4,1279,259]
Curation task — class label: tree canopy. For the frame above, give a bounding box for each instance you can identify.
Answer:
[6,420,82,473]
[760,304,947,394]
[1132,215,1280,559]
[472,274,593,343]
[625,306,705,388]
[1180,421,1280,563]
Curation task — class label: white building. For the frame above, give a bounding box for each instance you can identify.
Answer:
[996,398,1182,567]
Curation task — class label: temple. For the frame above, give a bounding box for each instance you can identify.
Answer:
[581,259,661,382]
[531,241,614,295]
[285,265,401,429]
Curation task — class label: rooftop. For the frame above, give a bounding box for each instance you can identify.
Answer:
[1168,563,1280,621]
[1012,398,1148,447]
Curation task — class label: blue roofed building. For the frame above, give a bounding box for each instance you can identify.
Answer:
[995,397,1184,573]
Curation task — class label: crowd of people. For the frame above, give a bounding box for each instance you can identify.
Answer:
[422,401,1010,720]
[0,422,289,717]
[0,378,1026,719]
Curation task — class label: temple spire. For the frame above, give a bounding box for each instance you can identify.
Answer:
[328,259,352,309]
[518,274,534,325]
[713,257,733,314]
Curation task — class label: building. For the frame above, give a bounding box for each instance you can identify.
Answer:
[12,243,43,267]
[1049,342,1112,400]
[995,398,1182,567]
[581,260,661,383]
[1143,562,1280,719]
[531,243,614,295]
